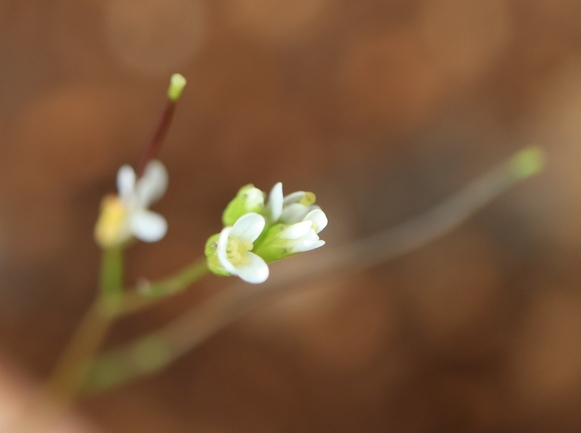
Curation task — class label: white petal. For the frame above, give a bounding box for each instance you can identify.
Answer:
[217,227,237,274]
[230,213,265,242]
[136,160,168,207]
[217,227,238,275]
[304,209,328,233]
[280,203,309,224]
[235,252,269,284]
[265,182,283,223]
[130,210,167,242]
[280,221,312,240]
[245,187,265,210]
[299,228,320,242]
[117,165,136,200]
[291,240,325,253]
[283,191,305,206]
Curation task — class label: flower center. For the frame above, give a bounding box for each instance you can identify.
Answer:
[226,237,254,265]
[94,195,129,247]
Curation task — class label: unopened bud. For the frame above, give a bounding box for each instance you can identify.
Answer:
[167,73,187,102]
[222,184,265,226]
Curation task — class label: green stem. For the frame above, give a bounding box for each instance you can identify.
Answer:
[8,296,115,433]
[44,257,208,402]
[116,259,209,315]
[100,246,123,297]
[82,334,174,394]
[44,298,115,401]
[80,260,209,393]
[138,258,208,297]
[46,247,123,400]
[9,247,125,432]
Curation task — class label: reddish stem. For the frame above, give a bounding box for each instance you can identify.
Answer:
[137,100,177,176]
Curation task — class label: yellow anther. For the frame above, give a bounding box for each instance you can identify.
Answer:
[94,195,128,248]
[299,192,316,206]
[226,237,253,265]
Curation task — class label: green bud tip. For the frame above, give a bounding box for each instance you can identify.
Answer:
[510,146,545,179]
[167,73,187,102]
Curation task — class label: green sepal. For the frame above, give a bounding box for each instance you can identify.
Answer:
[253,224,294,263]
[222,184,265,226]
[205,234,230,277]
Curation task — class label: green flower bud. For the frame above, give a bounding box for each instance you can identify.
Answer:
[253,220,325,263]
[222,184,265,226]
[167,73,187,102]
[205,233,230,276]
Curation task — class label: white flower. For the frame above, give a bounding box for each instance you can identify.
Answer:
[216,213,269,284]
[278,219,325,254]
[95,160,168,247]
[207,182,328,282]
[250,183,328,261]
[265,182,328,233]
[302,208,328,235]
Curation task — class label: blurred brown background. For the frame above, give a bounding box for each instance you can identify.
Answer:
[0,0,581,431]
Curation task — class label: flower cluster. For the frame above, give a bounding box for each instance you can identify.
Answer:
[95,166,327,286]
[94,160,168,248]
[205,182,328,284]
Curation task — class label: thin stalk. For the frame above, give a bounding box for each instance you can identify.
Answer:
[137,100,176,176]
[47,247,124,401]
[9,248,124,432]
[100,246,123,297]
[117,259,210,315]
[44,299,114,401]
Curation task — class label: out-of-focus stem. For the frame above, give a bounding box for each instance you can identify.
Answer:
[44,299,114,402]
[136,100,176,176]
[10,248,123,432]
[100,246,123,297]
[46,247,124,401]
[136,74,187,176]
[116,259,210,315]
[84,147,545,393]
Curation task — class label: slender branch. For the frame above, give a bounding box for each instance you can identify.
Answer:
[138,73,186,176]
[84,150,542,393]
[6,298,115,433]
[100,246,123,297]
[8,74,191,430]
[46,247,124,401]
[137,100,176,176]
[8,248,125,432]
[116,259,210,315]
[44,299,115,401]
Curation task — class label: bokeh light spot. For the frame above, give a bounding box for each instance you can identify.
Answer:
[106,0,206,76]
[225,0,329,46]
[418,0,512,82]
